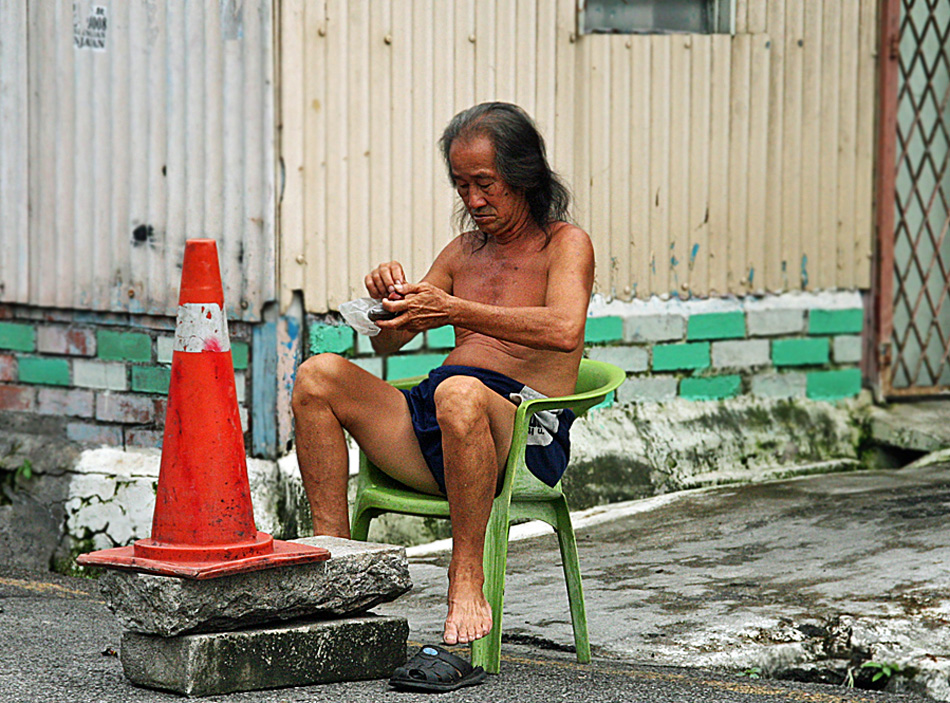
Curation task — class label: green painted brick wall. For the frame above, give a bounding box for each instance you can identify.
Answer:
[231,341,249,370]
[808,308,864,335]
[585,316,624,344]
[427,326,455,349]
[310,324,354,355]
[680,374,741,400]
[131,366,172,394]
[0,322,36,352]
[18,357,70,386]
[98,330,152,362]
[386,353,448,380]
[806,368,862,400]
[772,338,829,366]
[653,342,710,371]
[687,312,746,340]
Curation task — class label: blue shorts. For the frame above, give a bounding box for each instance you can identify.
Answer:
[400,365,576,494]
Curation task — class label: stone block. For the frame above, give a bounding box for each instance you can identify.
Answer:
[98,537,412,637]
[588,345,649,373]
[97,330,152,362]
[66,421,123,446]
[746,309,806,337]
[130,366,171,394]
[585,316,624,344]
[0,385,35,411]
[751,372,807,399]
[806,368,862,400]
[310,324,354,355]
[711,339,770,368]
[772,338,830,367]
[686,311,746,340]
[0,321,35,352]
[616,375,678,403]
[17,357,70,386]
[36,387,94,418]
[386,353,447,380]
[808,308,864,335]
[120,613,408,697]
[231,340,250,369]
[680,375,742,400]
[623,313,685,343]
[426,325,455,349]
[832,335,863,364]
[653,342,710,371]
[36,326,96,356]
[156,336,175,364]
[73,359,128,391]
[0,353,16,382]
[96,393,166,424]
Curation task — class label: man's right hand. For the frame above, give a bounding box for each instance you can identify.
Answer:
[365,261,407,301]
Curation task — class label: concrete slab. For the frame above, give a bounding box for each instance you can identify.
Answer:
[867,400,950,453]
[120,613,408,696]
[98,536,410,636]
[377,465,950,701]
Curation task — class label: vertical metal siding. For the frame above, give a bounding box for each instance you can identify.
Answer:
[0,0,29,304]
[22,0,275,321]
[279,0,879,311]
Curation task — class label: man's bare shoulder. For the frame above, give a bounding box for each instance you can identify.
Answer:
[547,222,595,260]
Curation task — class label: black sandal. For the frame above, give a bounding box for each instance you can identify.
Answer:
[389,644,488,693]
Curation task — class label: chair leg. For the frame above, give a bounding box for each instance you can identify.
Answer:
[350,504,372,542]
[471,507,510,674]
[554,499,591,664]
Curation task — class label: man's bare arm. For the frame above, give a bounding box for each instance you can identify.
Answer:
[377,227,594,353]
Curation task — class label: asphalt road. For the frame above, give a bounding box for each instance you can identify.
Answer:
[0,565,931,703]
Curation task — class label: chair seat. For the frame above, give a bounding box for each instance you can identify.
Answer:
[349,358,626,673]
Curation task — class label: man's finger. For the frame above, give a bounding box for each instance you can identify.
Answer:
[394,281,421,295]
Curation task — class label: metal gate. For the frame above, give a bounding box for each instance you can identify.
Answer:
[877,0,950,397]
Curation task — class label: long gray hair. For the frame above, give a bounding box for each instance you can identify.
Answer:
[439,102,571,245]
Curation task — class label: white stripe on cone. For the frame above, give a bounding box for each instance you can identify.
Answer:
[174,303,231,353]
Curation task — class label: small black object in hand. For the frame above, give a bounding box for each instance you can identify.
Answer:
[368,303,398,321]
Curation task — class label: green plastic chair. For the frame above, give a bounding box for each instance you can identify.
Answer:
[350,358,626,674]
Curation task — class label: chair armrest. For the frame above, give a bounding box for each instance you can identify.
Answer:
[388,375,428,391]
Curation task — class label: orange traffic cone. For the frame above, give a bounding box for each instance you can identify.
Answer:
[78,239,329,578]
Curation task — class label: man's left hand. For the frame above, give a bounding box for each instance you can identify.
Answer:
[375,282,454,332]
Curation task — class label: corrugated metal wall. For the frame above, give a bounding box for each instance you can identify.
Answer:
[0,0,29,304]
[279,0,878,312]
[8,0,277,321]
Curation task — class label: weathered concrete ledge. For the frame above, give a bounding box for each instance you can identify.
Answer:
[98,536,411,636]
[121,613,408,697]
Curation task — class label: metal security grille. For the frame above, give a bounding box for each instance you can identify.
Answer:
[884,0,950,395]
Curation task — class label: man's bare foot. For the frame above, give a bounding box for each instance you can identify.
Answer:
[443,578,493,645]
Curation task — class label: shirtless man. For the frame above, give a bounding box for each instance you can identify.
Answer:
[292,102,594,648]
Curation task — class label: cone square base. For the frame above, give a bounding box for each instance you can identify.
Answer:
[77,538,330,580]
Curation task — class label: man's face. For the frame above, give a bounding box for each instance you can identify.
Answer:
[449,135,529,238]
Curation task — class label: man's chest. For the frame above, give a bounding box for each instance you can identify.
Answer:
[452,252,550,307]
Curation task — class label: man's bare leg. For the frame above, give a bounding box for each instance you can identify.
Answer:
[292,354,438,538]
[433,375,516,645]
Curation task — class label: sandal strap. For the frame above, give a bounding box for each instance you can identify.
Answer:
[404,645,473,683]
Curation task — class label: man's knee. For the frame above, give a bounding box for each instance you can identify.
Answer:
[433,375,492,433]
[292,353,349,412]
